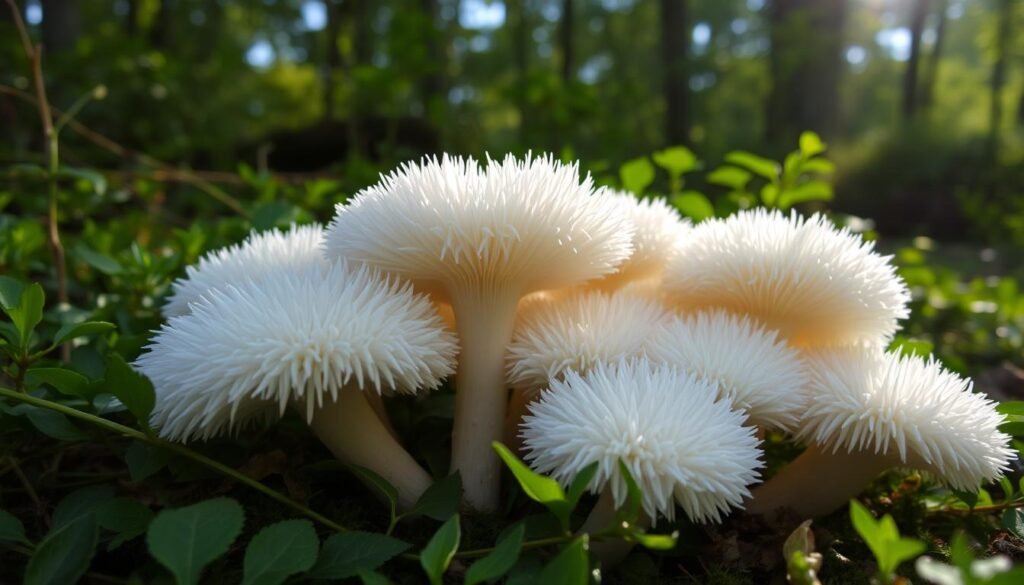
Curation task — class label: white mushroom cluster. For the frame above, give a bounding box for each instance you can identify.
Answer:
[136,154,1013,536]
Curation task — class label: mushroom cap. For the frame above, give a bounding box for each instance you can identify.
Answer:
[595,191,691,287]
[163,224,327,318]
[647,310,808,431]
[662,209,910,347]
[798,347,1014,490]
[323,154,634,298]
[137,261,458,441]
[521,359,763,523]
[506,289,672,392]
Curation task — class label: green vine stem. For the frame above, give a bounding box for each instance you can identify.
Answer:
[0,386,345,532]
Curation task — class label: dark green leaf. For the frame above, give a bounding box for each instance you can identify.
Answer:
[566,462,599,511]
[146,497,245,585]
[406,472,461,521]
[125,441,169,481]
[97,498,153,550]
[619,157,655,195]
[26,368,91,398]
[538,537,589,585]
[104,354,156,427]
[309,531,410,579]
[465,523,525,585]
[0,509,29,545]
[7,283,44,348]
[24,514,98,585]
[493,442,570,529]
[348,464,398,524]
[252,201,296,232]
[952,488,979,509]
[59,166,107,195]
[1002,509,1024,540]
[420,514,460,585]
[670,191,715,222]
[74,244,123,275]
[0,276,24,311]
[617,460,643,525]
[999,422,1024,436]
[724,151,778,181]
[54,486,116,529]
[243,519,319,585]
[21,406,86,441]
[358,570,393,585]
[53,321,115,346]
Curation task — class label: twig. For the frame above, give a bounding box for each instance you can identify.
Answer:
[5,0,69,361]
[930,500,1024,515]
[0,386,345,533]
[5,456,43,514]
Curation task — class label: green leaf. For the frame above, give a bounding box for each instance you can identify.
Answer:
[849,500,924,577]
[358,570,393,585]
[309,531,410,579]
[26,367,91,398]
[538,537,589,585]
[53,321,115,346]
[760,183,779,207]
[243,519,319,585]
[7,283,44,348]
[619,157,656,195]
[348,464,398,525]
[724,151,778,181]
[74,244,123,275]
[0,509,30,545]
[54,486,115,529]
[670,191,715,222]
[566,462,599,510]
[997,402,1024,417]
[777,181,833,209]
[24,514,98,585]
[104,354,156,427]
[630,530,678,551]
[0,276,24,311]
[617,460,643,525]
[706,166,753,190]
[59,166,107,195]
[97,498,154,550]
[652,147,698,177]
[125,441,169,481]
[420,514,461,585]
[406,472,461,522]
[800,158,835,174]
[1002,509,1024,540]
[493,442,570,529]
[952,488,979,509]
[15,405,86,441]
[146,497,245,585]
[465,523,525,585]
[799,131,827,157]
[251,201,297,232]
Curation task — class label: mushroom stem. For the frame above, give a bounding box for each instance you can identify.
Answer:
[746,444,899,518]
[363,390,399,439]
[502,388,534,454]
[449,289,521,512]
[579,489,650,567]
[307,388,433,509]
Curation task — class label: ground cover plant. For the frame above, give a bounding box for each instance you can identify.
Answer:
[4,3,1024,585]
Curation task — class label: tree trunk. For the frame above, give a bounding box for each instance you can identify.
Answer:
[510,1,530,143]
[766,0,847,149]
[40,0,80,52]
[987,0,1012,159]
[661,0,689,146]
[921,0,948,110]
[560,0,575,83]
[324,0,342,121]
[419,0,447,116]
[148,0,172,49]
[901,0,930,120]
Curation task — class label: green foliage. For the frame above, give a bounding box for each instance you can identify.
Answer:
[538,537,590,585]
[419,514,461,585]
[849,500,926,583]
[146,497,246,585]
[24,514,98,585]
[494,441,574,530]
[308,531,410,579]
[0,509,29,545]
[916,533,1024,585]
[465,523,526,585]
[242,520,319,585]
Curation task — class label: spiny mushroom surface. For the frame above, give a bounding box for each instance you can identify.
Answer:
[163,223,326,318]
[521,359,763,524]
[137,260,458,508]
[662,209,910,347]
[591,191,691,290]
[748,347,1014,517]
[324,153,633,511]
[646,310,807,431]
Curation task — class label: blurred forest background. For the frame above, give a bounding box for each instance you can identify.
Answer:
[1,0,1023,241]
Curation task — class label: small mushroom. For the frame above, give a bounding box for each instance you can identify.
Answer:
[137,261,458,508]
[324,154,633,511]
[747,347,1014,517]
[646,310,808,432]
[521,359,762,562]
[163,224,327,318]
[663,209,910,348]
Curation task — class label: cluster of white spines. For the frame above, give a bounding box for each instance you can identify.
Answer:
[647,310,807,431]
[798,347,1013,490]
[164,224,327,318]
[597,191,690,286]
[138,261,458,441]
[324,154,634,292]
[521,359,763,523]
[664,209,910,347]
[506,289,671,391]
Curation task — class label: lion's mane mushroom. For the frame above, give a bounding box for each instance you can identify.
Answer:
[747,347,1014,518]
[522,359,762,563]
[137,260,458,508]
[646,310,808,432]
[663,209,910,348]
[324,154,633,511]
[163,223,326,318]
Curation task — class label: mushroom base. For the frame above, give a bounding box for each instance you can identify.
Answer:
[306,387,433,509]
